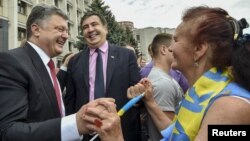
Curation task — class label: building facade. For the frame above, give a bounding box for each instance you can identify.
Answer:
[118,20,175,62]
[118,21,134,31]
[0,0,92,65]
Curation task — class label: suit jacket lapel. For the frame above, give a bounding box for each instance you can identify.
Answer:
[106,45,116,92]
[82,49,89,90]
[24,43,61,117]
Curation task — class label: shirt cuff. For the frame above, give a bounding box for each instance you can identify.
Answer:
[61,114,81,141]
[60,65,67,71]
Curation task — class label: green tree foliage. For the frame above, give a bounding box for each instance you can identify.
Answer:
[75,0,140,56]
[74,34,88,51]
[123,27,137,47]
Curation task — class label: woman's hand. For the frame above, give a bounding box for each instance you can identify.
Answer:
[127,78,154,103]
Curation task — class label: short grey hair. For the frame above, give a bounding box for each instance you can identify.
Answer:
[26,3,68,39]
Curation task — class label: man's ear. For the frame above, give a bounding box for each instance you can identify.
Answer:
[31,24,40,37]
[160,45,168,55]
[193,42,209,61]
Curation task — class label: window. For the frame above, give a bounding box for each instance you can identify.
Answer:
[67,4,71,17]
[18,0,27,15]
[68,42,73,52]
[136,35,140,43]
[84,0,89,5]
[68,23,72,37]
[77,11,82,25]
[54,0,59,7]
[18,27,26,41]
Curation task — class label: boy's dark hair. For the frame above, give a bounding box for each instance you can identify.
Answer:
[80,11,107,28]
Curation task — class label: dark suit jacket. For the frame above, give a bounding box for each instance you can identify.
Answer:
[61,44,141,141]
[0,43,61,141]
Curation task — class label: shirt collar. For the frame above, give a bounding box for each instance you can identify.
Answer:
[89,41,109,56]
[27,41,51,65]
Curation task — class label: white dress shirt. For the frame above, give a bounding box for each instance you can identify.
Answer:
[27,41,81,141]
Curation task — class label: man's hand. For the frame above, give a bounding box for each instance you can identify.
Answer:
[76,98,115,135]
[82,99,124,141]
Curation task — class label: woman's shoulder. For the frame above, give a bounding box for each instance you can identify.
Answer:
[205,96,250,124]
[196,96,250,140]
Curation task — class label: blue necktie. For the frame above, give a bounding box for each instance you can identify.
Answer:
[94,48,104,99]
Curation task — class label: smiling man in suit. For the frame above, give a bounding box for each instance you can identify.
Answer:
[0,4,115,141]
[61,11,141,141]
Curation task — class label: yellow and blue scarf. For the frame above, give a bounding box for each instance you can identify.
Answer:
[161,67,232,141]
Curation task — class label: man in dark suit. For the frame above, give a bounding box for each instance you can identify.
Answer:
[0,4,114,141]
[61,11,141,141]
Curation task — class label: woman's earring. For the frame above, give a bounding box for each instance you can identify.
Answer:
[194,61,199,67]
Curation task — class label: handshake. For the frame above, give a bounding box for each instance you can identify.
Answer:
[75,79,151,141]
[76,98,124,141]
